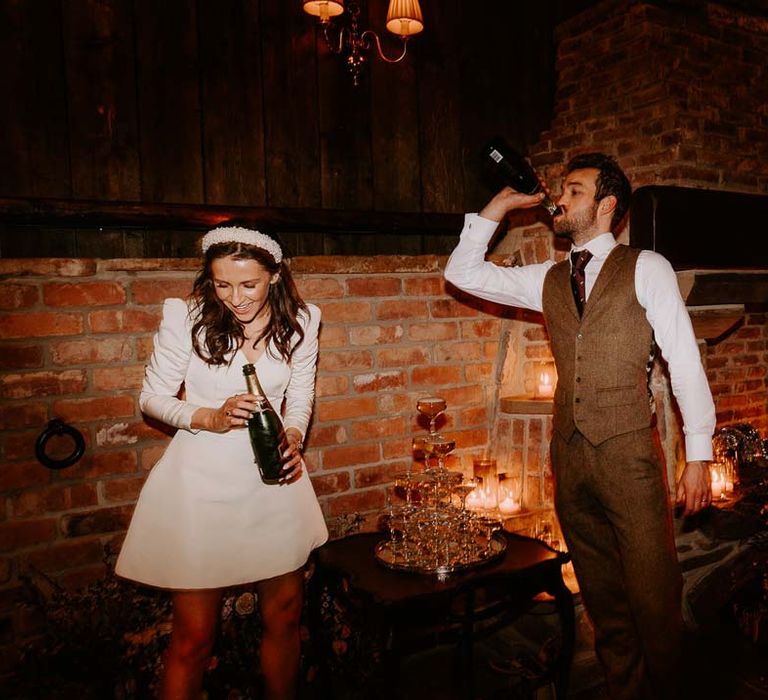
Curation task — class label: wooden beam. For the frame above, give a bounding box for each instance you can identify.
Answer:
[0,197,463,235]
[688,305,746,343]
[681,271,768,306]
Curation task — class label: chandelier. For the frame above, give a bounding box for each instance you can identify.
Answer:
[303,0,424,86]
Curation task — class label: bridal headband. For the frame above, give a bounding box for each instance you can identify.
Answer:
[201,226,283,263]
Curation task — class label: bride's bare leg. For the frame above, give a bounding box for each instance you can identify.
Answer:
[256,569,304,700]
[160,588,223,700]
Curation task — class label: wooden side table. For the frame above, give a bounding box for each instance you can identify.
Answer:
[308,530,575,699]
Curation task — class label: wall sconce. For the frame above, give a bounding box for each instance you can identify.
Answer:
[303,0,424,86]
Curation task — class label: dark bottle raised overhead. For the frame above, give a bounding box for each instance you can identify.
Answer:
[482,138,561,216]
[243,363,287,485]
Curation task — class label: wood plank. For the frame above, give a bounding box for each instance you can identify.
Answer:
[458,3,560,211]
[456,0,500,210]
[198,0,267,206]
[368,0,420,212]
[74,227,127,258]
[61,0,140,200]
[416,0,464,213]
[140,229,200,258]
[499,396,554,416]
[323,230,424,256]
[688,305,745,343]
[316,11,374,210]
[261,0,322,207]
[278,231,326,257]
[134,0,203,203]
[0,0,70,197]
[0,224,76,257]
[123,229,147,258]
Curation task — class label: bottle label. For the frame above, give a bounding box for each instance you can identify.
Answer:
[489,148,503,164]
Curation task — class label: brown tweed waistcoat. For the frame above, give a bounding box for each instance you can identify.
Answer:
[542,245,654,446]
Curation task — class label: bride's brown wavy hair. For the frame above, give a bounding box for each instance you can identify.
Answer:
[189,233,307,366]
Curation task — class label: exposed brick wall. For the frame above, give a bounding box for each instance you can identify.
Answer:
[531,0,768,195]
[290,256,501,527]
[0,255,509,659]
[706,311,768,435]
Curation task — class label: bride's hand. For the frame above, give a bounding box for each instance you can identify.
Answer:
[280,428,304,483]
[195,394,258,433]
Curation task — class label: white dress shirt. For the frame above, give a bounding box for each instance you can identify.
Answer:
[445,213,715,461]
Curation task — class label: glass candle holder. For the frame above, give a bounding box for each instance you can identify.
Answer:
[472,454,498,512]
[710,463,726,500]
[497,474,522,515]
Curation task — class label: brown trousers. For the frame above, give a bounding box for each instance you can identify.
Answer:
[552,428,683,700]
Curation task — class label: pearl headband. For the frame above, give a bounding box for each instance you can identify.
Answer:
[201,226,283,263]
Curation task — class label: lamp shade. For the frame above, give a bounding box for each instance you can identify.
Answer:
[385,0,424,36]
[303,0,344,21]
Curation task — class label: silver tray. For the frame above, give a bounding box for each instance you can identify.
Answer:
[374,532,507,577]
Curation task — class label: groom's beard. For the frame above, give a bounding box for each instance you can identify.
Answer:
[553,201,599,239]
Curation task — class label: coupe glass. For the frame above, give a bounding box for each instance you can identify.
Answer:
[416,396,447,435]
[453,477,477,511]
[423,432,455,473]
[394,471,418,510]
[474,514,503,558]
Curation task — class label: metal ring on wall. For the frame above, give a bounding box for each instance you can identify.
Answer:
[35,419,86,470]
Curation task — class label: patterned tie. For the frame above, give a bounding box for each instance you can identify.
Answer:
[570,249,593,317]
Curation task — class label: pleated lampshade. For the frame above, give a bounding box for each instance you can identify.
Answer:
[303,0,345,21]
[385,0,424,36]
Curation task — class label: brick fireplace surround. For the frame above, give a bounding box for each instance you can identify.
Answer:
[1,0,767,669]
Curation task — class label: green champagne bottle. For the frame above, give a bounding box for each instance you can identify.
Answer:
[243,363,287,484]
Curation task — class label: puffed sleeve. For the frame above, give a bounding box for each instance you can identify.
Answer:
[139,298,205,432]
[281,304,320,439]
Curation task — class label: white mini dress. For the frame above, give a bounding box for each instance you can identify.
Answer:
[115,298,328,589]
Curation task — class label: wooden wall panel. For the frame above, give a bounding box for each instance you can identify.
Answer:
[134,0,203,203]
[0,0,70,198]
[62,0,140,200]
[198,0,267,206]
[0,0,582,250]
[0,224,75,257]
[74,227,127,257]
[417,0,465,213]
[261,0,321,208]
[369,0,421,212]
[457,3,569,211]
[317,38,373,210]
[457,3,522,209]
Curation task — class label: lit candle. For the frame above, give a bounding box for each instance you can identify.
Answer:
[710,467,724,499]
[466,490,482,511]
[498,495,521,515]
[481,483,497,510]
[537,371,553,398]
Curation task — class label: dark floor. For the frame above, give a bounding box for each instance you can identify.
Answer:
[387,608,768,700]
